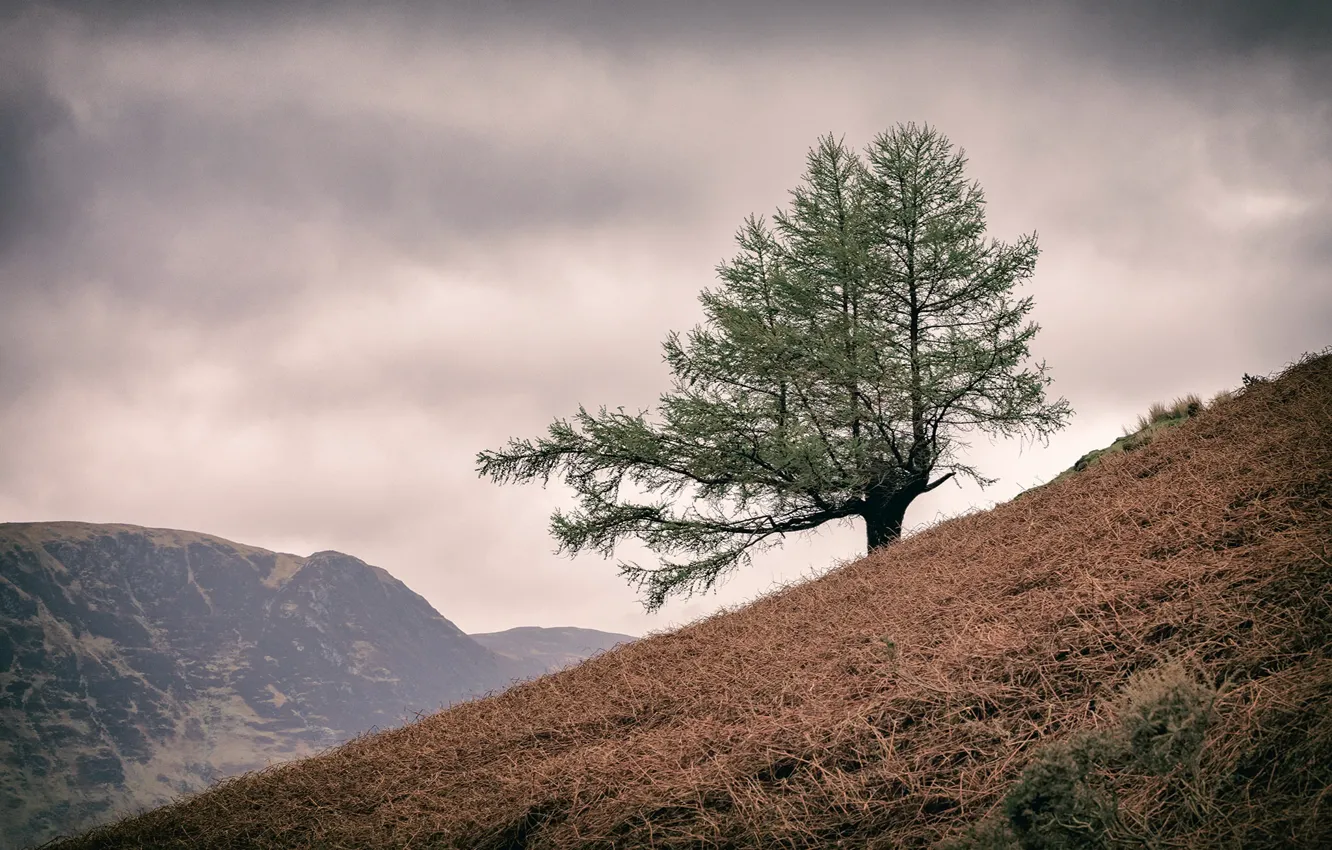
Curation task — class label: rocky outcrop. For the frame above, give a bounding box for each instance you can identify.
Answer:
[0,522,635,849]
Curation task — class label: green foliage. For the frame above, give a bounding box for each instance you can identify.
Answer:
[1104,659,1217,777]
[1000,732,1121,850]
[940,660,1221,850]
[478,122,1072,613]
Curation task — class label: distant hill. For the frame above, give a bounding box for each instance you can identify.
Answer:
[41,347,1332,849]
[0,523,636,849]
[469,627,638,682]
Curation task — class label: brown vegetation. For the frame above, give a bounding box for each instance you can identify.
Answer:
[46,348,1332,849]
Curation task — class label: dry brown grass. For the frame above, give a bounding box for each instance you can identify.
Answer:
[1123,391,1206,436]
[45,348,1332,849]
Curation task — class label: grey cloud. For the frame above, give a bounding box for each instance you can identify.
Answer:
[28,1,1332,56]
[0,86,47,255]
[0,34,73,260]
[81,100,687,250]
[0,73,698,305]
[0,0,1328,636]
[1096,0,1332,58]
[6,0,1326,291]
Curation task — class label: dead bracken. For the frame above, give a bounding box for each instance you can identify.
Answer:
[46,347,1332,848]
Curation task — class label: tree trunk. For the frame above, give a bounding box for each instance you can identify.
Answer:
[862,478,927,551]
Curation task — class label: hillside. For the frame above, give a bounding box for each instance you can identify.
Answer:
[0,524,635,849]
[46,347,1332,849]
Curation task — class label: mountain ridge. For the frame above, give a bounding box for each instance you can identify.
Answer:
[0,523,635,849]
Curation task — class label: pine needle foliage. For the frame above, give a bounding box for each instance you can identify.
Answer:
[478,122,1073,613]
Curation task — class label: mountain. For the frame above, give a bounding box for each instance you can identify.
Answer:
[39,347,1332,849]
[0,524,636,849]
[469,627,638,682]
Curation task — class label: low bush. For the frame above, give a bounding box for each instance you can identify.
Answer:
[941,659,1224,850]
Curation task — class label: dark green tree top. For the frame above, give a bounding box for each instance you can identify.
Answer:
[478,122,1072,613]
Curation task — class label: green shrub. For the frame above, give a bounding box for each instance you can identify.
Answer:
[1001,731,1120,850]
[1105,659,1217,777]
[938,660,1220,850]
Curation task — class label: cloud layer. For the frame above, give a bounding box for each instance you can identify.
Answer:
[2,1,1328,636]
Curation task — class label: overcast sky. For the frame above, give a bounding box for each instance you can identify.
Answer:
[2,1,1329,639]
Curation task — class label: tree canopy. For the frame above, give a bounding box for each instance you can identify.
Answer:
[477,122,1073,613]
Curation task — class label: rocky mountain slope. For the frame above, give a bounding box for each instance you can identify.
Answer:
[0,523,635,849]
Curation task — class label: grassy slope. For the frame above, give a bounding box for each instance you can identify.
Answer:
[49,349,1332,849]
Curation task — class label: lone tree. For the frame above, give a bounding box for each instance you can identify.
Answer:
[478,122,1072,613]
